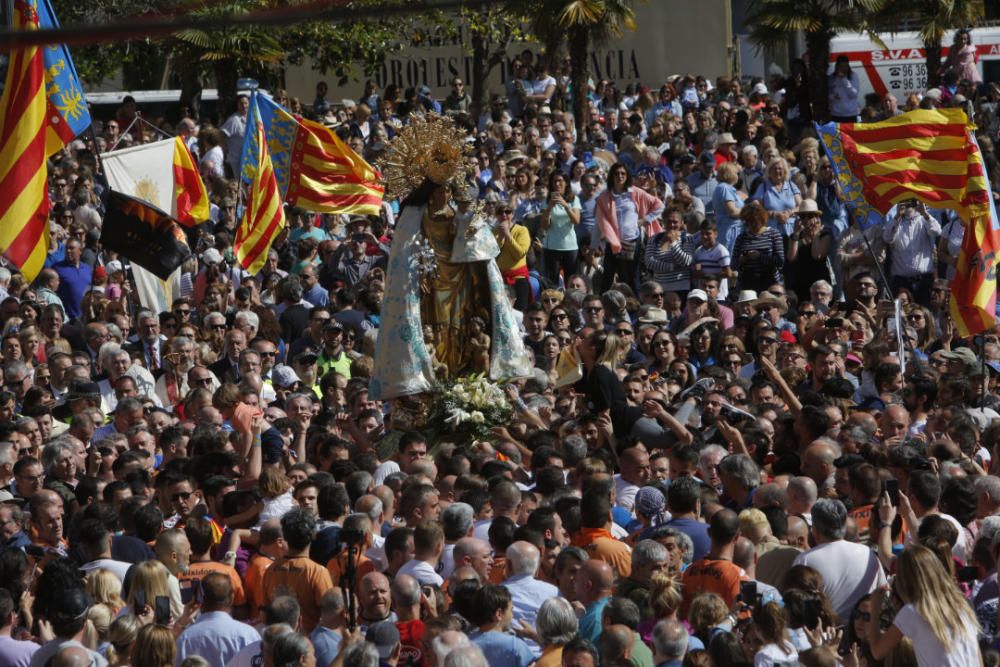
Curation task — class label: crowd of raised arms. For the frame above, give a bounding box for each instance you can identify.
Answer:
[3,30,1000,667]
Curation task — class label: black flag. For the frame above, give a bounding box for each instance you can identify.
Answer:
[101,190,192,280]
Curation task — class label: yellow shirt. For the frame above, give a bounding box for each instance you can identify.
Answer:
[495,224,531,276]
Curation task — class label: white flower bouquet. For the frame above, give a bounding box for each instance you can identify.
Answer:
[428,374,513,443]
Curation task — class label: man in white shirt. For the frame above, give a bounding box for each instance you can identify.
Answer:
[503,542,559,657]
[77,518,132,583]
[793,498,885,621]
[396,521,444,587]
[177,573,260,667]
[220,95,250,179]
[614,446,651,512]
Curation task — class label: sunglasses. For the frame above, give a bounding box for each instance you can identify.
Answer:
[170,491,194,502]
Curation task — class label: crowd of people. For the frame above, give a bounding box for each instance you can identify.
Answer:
[2,27,1000,667]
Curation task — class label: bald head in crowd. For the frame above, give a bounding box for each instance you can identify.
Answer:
[787,476,818,516]
[574,559,614,605]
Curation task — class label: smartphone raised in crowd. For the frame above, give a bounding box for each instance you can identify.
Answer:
[154,596,171,625]
[739,581,757,605]
[885,479,899,507]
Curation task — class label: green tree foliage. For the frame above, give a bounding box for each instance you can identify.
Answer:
[530,0,638,132]
[746,0,886,121]
[50,0,166,87]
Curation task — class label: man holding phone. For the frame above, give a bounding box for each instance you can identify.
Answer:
[881,198,941,303]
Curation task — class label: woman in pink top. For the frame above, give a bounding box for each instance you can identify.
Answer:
[594,162,664,292]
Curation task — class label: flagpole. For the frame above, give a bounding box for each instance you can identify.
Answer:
[860,228,894,302]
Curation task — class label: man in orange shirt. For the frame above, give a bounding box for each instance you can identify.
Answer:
[327,513,378,591]
[572,487,632,578]
[180,518,249,619]
[262,507,333,632]
[680,509,747,616]
[846,463,881,544]
[244,518,283,621]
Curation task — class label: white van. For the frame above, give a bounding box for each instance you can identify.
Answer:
[829,27,1000,101]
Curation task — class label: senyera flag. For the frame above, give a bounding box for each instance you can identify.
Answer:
[817,108,1000,336]
[241,91,384,215]
[235,96,286,274]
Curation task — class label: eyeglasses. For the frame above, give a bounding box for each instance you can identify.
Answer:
[652,340,672,348]
[585,306,603,313]
[552,313,568,320]
[259,351,276,357]
[616,329,634,335]
[170,491,194,502]
[799,311,816,317]
[4,377,26,388]
[174,308,191,315]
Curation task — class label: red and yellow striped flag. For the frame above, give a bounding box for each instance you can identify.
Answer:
[235,111,286,275]
[818,109,998,336]
[291,115,384,214]
[246,94,384,216]
[172,137,209,226]
[0,0,51,282]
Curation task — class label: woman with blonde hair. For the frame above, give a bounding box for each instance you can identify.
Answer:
[132,624,176,667]
[105,614,140,667]
[125,560,171,618]
[86,603,114,653]
[750,156,802,238]
[869,544,979,665]
[637,572,683,644]
[87,568,125,614]
[258,465,295,524]
[688,593,729,646]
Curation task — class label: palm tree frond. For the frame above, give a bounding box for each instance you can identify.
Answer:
[559,0,604,26]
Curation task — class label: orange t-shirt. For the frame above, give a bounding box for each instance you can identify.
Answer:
[489,556,507,585]
[262,555,333,632]
[572,528,633,579]
[680,558,746,616]
[327,550,378,592]
[849,504,874,544]
[244,554,275,618]
[179,561,247,607]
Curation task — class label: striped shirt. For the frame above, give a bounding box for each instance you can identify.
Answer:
[645,231,696,291]
[694,243,731,300]
[733,227,785,286]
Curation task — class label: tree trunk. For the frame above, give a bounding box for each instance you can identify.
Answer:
[179,67,204,121]
[806,30,832,122]
[214,61,239,124]
[569,24,590,139]
[925,39,942,89]
[471,29,489,121]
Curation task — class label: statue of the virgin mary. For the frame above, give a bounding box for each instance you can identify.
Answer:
[371,114,532,401]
